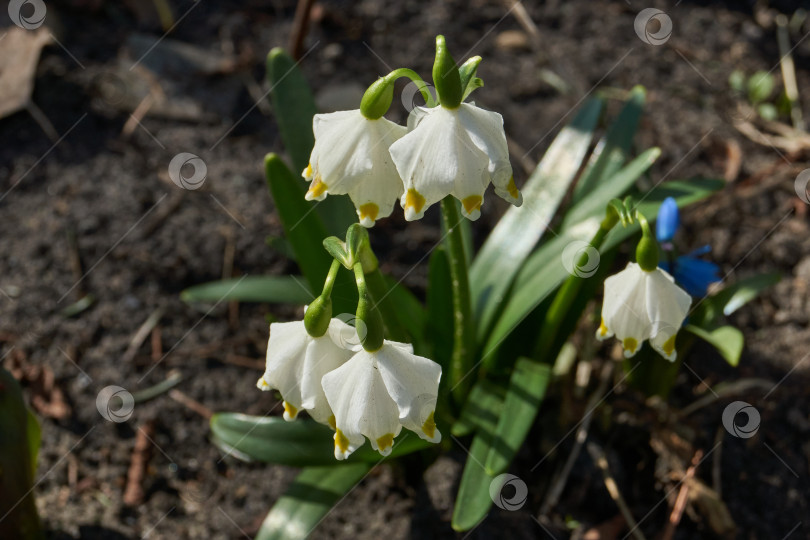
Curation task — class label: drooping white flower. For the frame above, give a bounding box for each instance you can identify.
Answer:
[257,319,354,425]
[596,262,692,361]
[321,341,442,460]
[303,110,407,227]
[388,103,522,221]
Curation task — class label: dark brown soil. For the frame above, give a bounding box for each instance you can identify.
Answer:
[1,0,809,539]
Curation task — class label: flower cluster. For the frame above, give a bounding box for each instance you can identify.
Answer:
[302,36,522,227]
[257,314,441,460]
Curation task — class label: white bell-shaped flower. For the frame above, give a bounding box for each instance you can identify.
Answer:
[321,340,442,460]
[303,110,407,227]
[388,103,522,221]
[596,262,692,361]
[257,319,354,425]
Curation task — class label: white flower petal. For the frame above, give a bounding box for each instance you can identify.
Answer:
[376,342,442,443]
[257,322,310,419]
[322,352,402,459]
[298,334,354,424]
[600,263,652,357]
[645,268,691,361]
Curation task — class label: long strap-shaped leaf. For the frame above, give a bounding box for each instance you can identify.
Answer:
[210,413,430,466]
[484,358,551,475]
[255,463,371,540]
[266,48,356,235]
[470,98,603,338]
[181,275,313,305]
[570,86,646,204]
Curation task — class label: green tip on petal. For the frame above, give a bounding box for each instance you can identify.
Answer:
[432,35,463,109]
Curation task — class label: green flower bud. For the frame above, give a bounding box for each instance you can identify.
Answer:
[303,295,332,337]
[432,35,463,109]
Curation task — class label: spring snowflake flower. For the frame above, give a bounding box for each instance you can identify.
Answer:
[596,262,692,361]
[303,110,407,227]
[388,103,522,221]
[321,340,442,460]
[257,319,354,425]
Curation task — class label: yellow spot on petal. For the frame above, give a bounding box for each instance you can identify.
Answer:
[303,163,313,178]
[307,177,328,199]
[404,188,426,215]
[283,401,298,419]
[328,415,336,431]
[422,411,436,440]
[507,176,519,200]
[358,202,379,223]
[598,318,609,337]
[256,377,270,390]
[623,337,639,355]
[461,195,483,216]
[662,334,677,356]
[335,428,350,453]
[376,433,394,452]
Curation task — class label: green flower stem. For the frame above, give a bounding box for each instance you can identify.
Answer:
[532,215,617,362]
[364,268,410,343]
[385,68,436,107]
[441,198,474,404]
[322,259,341,298]
[353,262,385,351]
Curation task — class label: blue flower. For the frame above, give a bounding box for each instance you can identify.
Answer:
[660,247,721,297]
[656,196,680,243]
[656,197,720,297]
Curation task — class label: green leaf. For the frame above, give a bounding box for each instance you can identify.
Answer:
[747,71,775,104]
[266,47,318,175]
[484,358,552,475]
[210,413,429,466]
[378,273,426,347]
[713,272,781,317]
[451,379,507,438]
[265,48,356,236]
[426,248,454,370]
[451,378,509,531]
[685,325,744,367]
[571,86,646,204]
[255,463,371,540]
[181,276,313,305]
[26,411,40,480]
[459,56,483,100]
[471,97,603,337]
